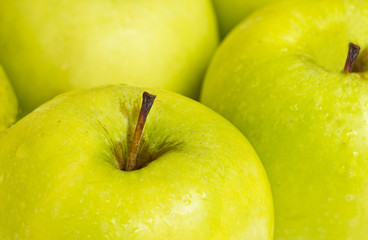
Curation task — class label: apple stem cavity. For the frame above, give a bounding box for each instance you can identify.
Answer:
[344,42,360,73]
[125,92,156,171]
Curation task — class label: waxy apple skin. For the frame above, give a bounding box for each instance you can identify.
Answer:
[201,0,368,239]
[0,85,273,239]
[0,65,17,132]
[0,0,218,113]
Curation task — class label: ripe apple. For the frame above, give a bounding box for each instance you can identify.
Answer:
[201,0,368,239]
[0,65,17,132]
[0,85,273,239]
[211,0,277,37]
[0,0,218,113]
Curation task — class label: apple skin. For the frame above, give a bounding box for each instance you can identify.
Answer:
[211,0,277,37]
[201,0,368,239]
[0,0,218,113]
[0,85,273,239]
[0,65,17,132]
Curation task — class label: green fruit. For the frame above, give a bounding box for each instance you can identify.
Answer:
[0,65,17,132]
[0,85,273,239]
[212,0,277,37]
[0,0,218,113]
[201,0,368,239]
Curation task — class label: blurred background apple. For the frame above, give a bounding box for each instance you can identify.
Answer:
[0,65,17,132]
[0,0,218,113]
[211,0,277,37]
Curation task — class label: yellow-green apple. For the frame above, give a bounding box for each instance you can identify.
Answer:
[211,0,277,37]
[201,0,368,239]
[0,65,17,132]
[0,0,218,113]
[0,85,273,239]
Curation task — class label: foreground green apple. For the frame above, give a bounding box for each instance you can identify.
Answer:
[212,0,277,37]
[0,85,273,239]
[0,65,17,132]
[201,0,368,239]
[0,0,218,113]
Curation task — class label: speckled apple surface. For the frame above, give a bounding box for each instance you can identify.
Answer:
[0,85,273,239]
[0,65,17,132]
[201,0,368,239]
[211,0,277,37]
[0,0,218,113]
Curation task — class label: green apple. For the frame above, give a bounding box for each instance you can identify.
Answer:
[201,0,368,239]
[0,85,273,239]
[212,0,277,37]
[0,65,17,132]
[0,0,218,114]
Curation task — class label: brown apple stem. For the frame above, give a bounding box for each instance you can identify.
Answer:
[125,92,156,171]
[344,42,360,73]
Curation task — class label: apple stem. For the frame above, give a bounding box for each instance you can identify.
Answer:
[344,42,360,73]
[125,92,156,171]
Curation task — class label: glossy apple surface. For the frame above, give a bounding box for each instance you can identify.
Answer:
[211,0,277,37]
[0,0,218,113]
[0,65,17,132]
[0,85,273,239]
[201,0,368,239]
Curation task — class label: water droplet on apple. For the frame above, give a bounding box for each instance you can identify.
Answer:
[346,131,357,137]
[345,194,355,201]
[348,169,356,178]
[182,199,191,205]
[110,218,117,226]
[200,192,207,200]
[338,166,346,174]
